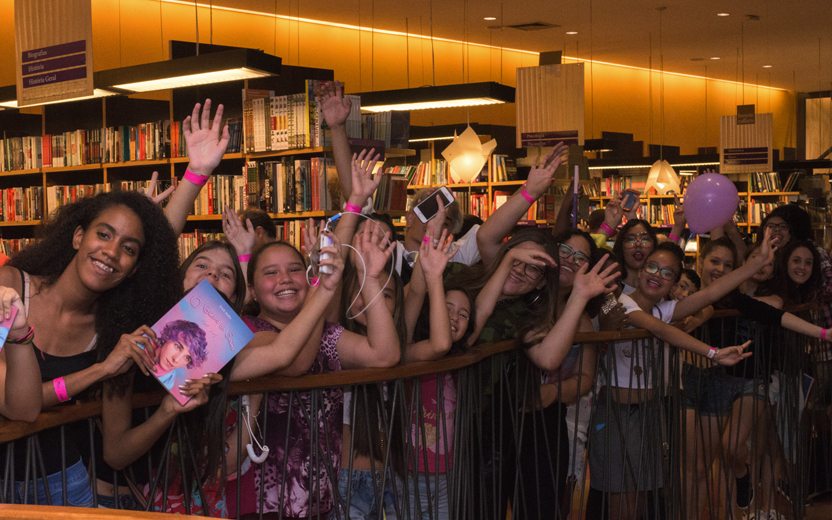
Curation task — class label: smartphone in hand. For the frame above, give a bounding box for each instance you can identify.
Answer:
[621,190,640,212]
[413,187,455,223]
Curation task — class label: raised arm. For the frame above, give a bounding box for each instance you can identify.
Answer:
[405,231,456,362]
[525,256,619,371]
[222,206,256,303]
[231,233,344,380]
[164,100,230,235]
[0,287,41,421]
[710,218,747,260]
[317,81,355,202]
[673,228,775,320]
[477,143,568,266]
[332,149,383,248]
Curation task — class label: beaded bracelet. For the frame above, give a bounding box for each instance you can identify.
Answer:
[183,168,209,187]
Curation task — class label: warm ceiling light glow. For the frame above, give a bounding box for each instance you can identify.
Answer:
[483,16,497,21]
[112,67,273,92]
[0,88,119,108]
[762,64,773,69]
[409,135,456,143]
[717,12,731,17]
[363,97,505,112]
[566,31,578,35]
[588,161,719,171]
[709,56,721,60]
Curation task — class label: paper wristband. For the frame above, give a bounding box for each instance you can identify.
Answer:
[183,169,209,187]
[668,232,681,243]
[343,202,362,213]
[821,328,828,341]
[599,222,616,237]
[53,377,70,402]
[519,185,536,204]
[238,254,252,262]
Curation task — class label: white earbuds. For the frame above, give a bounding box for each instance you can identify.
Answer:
[242,395,269,465]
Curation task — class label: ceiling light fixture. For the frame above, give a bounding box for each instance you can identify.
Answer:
[356,82,515,112]
[566,31,578,35]
[762,64,773,69]
[709,56,721,60]
[483,16,497,21]
[0,82,124,109]
[96,48,281,93]
[717,12,731,17]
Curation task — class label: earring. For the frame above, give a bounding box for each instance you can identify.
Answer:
[530,291,543,305]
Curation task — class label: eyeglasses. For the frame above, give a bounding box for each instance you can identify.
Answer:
[644,261,677,281]
[765,222,789,232]
[558,243,590,267]
[511,260,546,281]
[622,233,654,248]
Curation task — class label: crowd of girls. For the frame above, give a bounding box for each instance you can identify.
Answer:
[0,84,830,520]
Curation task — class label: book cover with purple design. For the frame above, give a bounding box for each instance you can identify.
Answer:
[150,280,253,404]
[0,307,18,350]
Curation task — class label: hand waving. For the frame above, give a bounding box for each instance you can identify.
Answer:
[571,254,622,301]
[222,206,256,257]
[349,148,383,206]
[525,142,569,198]
[316,81,352,129]
[355,223,395,280]
[143,171,175,205]
[183,99,231,175]
[419,230,456,281]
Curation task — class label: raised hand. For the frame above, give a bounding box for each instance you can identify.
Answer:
[0,286,28,338]
[571,254,621,301]
[602,197,624,231]
[356,223,395,280]
[714,340,753,366]
[301,218,321,258]
[349,148,383,205]
[161,372,223,414]
[757,226,777,265]
[183,99,230,176]
[419,230,456,280]
[525,142,569,198]
[316,81,352,129]
[143,171,175,205]
[505,244,557,270]
[222,206,256,257]
[100,325,158,377]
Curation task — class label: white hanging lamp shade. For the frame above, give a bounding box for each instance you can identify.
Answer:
[644,159,681,194]
[441,125,497,183]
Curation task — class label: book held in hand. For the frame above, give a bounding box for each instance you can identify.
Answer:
[150,280,253,404]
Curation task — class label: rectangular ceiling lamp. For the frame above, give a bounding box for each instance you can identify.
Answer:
[356,82,515,113]
[0,83,121,109]
[97,49,281,93]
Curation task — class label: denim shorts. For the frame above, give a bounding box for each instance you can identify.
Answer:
[681,364,767,416]
[338,468,399,520]
[14,458,94,507]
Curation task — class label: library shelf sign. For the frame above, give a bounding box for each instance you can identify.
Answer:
[13,0,94,106]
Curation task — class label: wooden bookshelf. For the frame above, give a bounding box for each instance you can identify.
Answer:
[0,220,41,227]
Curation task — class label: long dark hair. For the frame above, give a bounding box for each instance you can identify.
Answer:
[412,284,477,355]
[11,191,181,395]
[180,240,246,313]
[758,239,820,306]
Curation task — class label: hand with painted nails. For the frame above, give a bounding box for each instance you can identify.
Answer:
[162,372,223,414]
[0,286,28,340]
[100,325,158,377]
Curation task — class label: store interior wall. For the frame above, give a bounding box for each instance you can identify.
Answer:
[0,0,796,155]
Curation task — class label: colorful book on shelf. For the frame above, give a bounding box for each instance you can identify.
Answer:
[149,280,253,405]
[0,307,18,351]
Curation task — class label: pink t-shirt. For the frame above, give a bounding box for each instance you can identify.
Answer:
[411,373,456,473]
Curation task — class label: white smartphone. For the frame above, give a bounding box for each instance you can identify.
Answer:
[413,187,455,224]
[319,234,334,274]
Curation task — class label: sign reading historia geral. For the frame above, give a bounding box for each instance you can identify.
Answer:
[14,0,94,107]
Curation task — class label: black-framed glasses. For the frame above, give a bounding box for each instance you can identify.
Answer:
[644,261,677,281]
[558,243,590,267]
[622,233,655,248]
[511,259,546,281]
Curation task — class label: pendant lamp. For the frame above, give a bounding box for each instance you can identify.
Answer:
[441,125,497,183]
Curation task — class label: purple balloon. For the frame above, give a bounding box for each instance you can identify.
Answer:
[683,173,739,234]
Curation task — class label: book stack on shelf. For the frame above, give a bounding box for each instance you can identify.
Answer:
[0,238,37,256]
[750,202,780,225]
[455,192,490,219]
[647,202,678,227]
[361,112,410,149]
[0,187,43,222]
[1,136,42,171]
[43,129,104,168]
[248,157,338,214]
[750,171,784,193]
[46,184,107,213]
[409,160,449,186]
[191,175,248,216]
[373,167,411,213]
[490,154,517,182]
[178,230,224,260]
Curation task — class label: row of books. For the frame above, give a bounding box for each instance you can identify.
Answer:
[491,154,518,183]
[360,112,410,149]
[178,230,224,261]
[46,184,107,213]
[0,187,44,222]
[750,171,784,193]
[750,202,780,225]
[192,175,248,217]
[0,238,36,256]
[646,204,678,226]
[247,157,338,214]
[0,118,245,172]
[243,81,362,153]
[455,192,489,220]
[179,220,313,262]
[373,170,409,213]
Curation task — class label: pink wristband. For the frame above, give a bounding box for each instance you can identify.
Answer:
[707,346,718,360]
[53,377,70,403]
[668,232,681,243]
[183,168,209,187]
[237,254,251,262]
[343,202,362,214]
[519,185,536,204]
[821,328,828,341]
[599,222,616,237]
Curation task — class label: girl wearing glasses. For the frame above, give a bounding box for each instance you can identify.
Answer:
[588,236,780,520]
[613,220,659,295]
